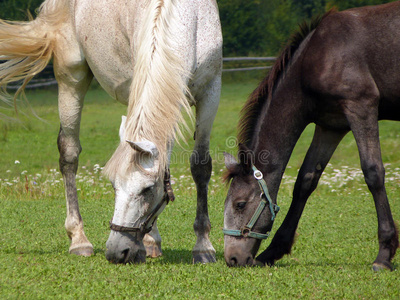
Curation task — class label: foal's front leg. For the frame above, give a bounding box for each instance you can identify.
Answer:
[257,126,347,266]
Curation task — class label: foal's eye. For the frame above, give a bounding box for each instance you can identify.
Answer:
[235,201,247,211]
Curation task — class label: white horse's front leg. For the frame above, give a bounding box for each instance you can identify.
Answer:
[143,221,162,258]
[191,77,221,263]
[55,41,94,256]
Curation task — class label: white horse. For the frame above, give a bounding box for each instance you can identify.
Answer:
[0,0,222,264]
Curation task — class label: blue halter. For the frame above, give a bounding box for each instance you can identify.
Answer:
[223,165,280,240]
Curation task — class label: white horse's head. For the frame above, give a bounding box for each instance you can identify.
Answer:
[105,116,170,264]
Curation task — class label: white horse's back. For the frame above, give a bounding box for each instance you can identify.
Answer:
[73,0,137,102]
[73,0,222,104]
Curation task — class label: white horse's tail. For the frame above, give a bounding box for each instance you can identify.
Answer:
[0,0,68,110]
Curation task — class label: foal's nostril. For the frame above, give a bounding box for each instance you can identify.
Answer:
[245,256,253,266]
[229,256,238,266]
[227,255,253,267]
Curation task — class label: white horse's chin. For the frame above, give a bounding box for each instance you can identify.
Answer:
[105,231,146,264]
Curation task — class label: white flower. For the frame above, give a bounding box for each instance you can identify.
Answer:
[15,160,20,164]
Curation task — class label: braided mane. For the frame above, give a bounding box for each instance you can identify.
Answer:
[103,0,192,180]
[237,10,336,148]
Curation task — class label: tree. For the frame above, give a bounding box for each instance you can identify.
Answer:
[330,0,396,10]
[262,0,302,55]
[1,0,397,56]
[217,0,303,56]
[293,0,327,18]
[217,0,268,56]
[0,0,44,21]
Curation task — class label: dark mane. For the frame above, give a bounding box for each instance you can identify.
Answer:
[237,9,337,147]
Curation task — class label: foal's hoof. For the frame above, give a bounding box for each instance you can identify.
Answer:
[145,244,162,258]
[69,243,94,257]
[372,262,393,272]
[254,260,266,267]
[192,250,216,264]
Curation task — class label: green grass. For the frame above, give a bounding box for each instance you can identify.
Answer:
[1,76,400,299]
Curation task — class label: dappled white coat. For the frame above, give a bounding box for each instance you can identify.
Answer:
[0,0,222,263]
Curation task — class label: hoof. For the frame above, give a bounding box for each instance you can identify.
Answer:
[192,250,216,264]
[372,262,393,272]
[254,260,266,267]
[145,244,162,258]
[69,243,94,257]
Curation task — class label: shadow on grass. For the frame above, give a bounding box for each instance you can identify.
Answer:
[273,260,398,271]
[1,246,226,266]
[1,249,54,255]
[149,248,225,265]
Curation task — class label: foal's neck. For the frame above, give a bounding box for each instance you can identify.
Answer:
[251,80,309,199]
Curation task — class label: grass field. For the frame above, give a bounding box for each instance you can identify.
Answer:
[1,74,400,299]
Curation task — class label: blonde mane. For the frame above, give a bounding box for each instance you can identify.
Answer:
[103,0,193,180]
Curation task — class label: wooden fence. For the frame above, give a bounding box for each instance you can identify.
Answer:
[222,56,275,72]
[7,64,57,90]
[6,56,277,90]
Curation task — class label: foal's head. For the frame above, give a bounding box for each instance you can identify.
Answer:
[104,116,168,264]
[223,146,277,267]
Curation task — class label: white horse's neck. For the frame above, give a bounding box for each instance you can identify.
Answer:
[103,0,193,180]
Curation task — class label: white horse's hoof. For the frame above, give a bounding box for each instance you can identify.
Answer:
[69,243,94,257]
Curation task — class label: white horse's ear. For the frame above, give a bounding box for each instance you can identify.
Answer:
[119,116,127,143]
[127,140,159,158]
[224,152,240,174]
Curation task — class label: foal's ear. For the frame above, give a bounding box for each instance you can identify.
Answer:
[224,152,240,174]
[126,140,159,158]
[119,116,127,143]
[238,143,254,171]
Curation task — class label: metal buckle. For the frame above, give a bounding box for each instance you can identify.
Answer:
[241,227,250,237]
[253,169,263,180]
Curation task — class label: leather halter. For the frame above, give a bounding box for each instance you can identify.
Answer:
[223,165,280,240]
[109,169,175,235]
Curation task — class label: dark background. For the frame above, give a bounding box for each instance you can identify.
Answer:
[0,0,396,56]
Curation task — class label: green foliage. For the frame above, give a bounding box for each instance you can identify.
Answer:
[218,0,303,56]
[328,0,396,10]
[217,0,398,56]
[0,0,44,20]
[294,0,327,17]
[217,0,268,56]
[1,0,398,56]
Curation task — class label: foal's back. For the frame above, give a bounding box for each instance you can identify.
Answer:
[302,1,400,122]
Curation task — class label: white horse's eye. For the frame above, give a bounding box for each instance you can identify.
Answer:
[141,185,154,195]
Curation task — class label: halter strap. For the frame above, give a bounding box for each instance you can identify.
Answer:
[109,168,175,234]
[223,165,280,240]
[252,165,279,222]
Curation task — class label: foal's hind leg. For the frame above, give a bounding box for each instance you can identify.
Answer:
[345,108,398,271]
[54,39,94,256]
[190,77,221,264]
[257,126,347,266]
